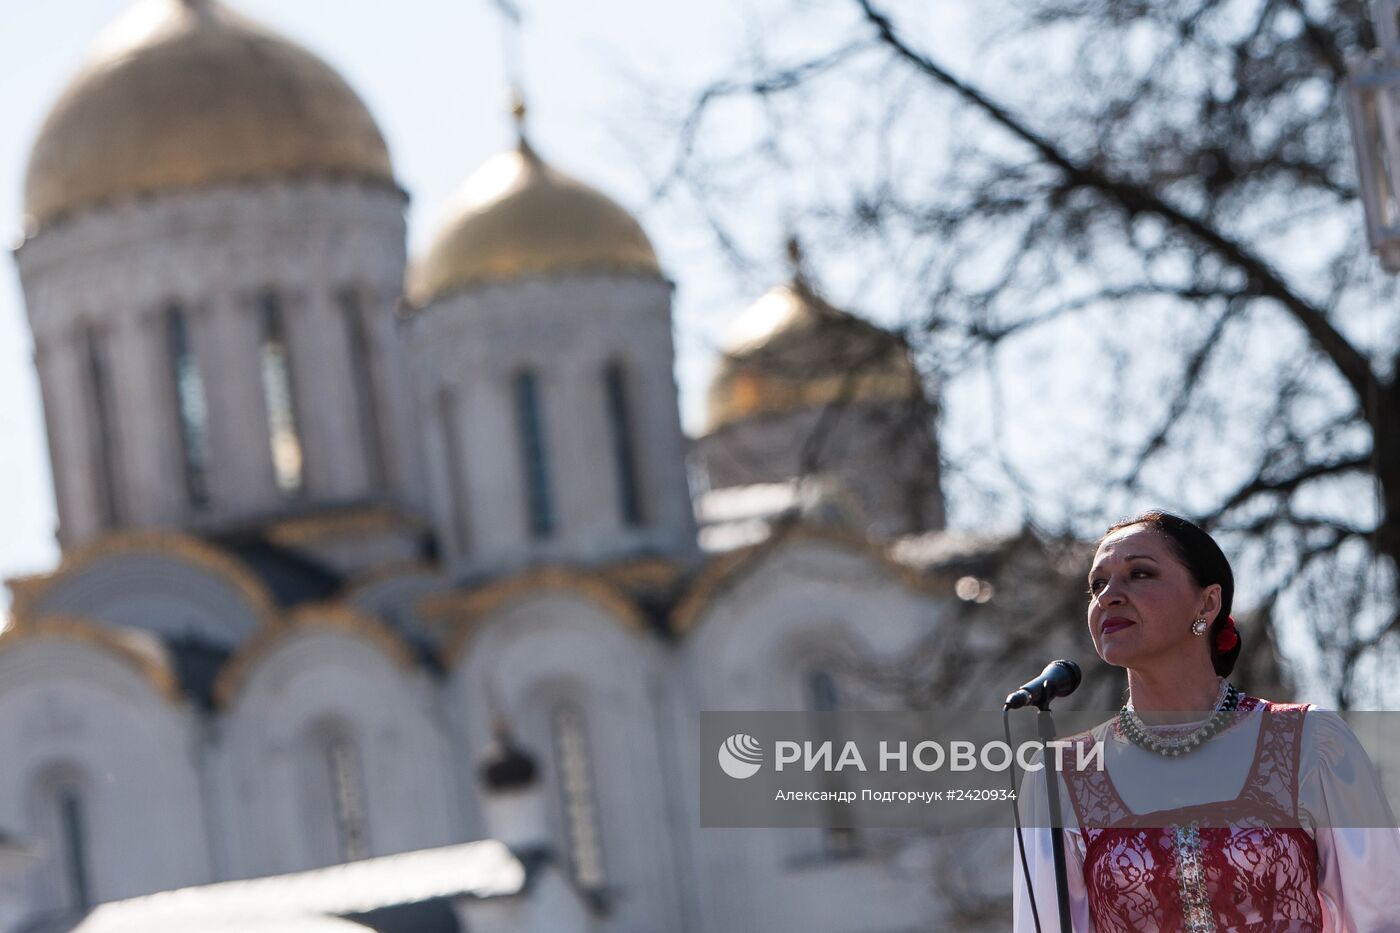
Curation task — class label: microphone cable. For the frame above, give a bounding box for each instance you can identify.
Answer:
[1005,708,1043,933]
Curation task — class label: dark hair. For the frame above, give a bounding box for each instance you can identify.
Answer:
[1101,510,1239,677]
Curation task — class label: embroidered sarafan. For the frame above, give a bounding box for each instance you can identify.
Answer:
[1061,698,1321,932]
[1172,822,1214,933]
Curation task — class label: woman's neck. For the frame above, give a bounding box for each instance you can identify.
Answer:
[1127,667,1223,724]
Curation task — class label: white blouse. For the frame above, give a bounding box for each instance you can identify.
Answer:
[1011,707,1400,932]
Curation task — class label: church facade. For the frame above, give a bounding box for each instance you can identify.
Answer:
[0,2,1008,931]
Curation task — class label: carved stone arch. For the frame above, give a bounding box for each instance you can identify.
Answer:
[340,561,445,640]
[525,680,609,891]
[0,615,181,704]
[679,528,954,718]
[24,757,95,914]
[671,524,939,637]
[342,560,441,605]
[300,711,373,865]
[439,572,678,932]
[770,621,870,711]
[212,602,416,707]
[424,565,651,667]
[516,674,601,752]
[770,625,870,862]
[511,673,597,780]
[215,601,456,876]
[303,709,348,763]
[25,758,91,837]
[13,530,280,647]
[0,633,209,903]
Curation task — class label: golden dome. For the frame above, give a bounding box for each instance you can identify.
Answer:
[23,0,394,231]
[411,138,661,304]
[705,280,923,433]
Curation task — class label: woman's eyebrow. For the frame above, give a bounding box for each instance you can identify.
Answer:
[1087,554,1159,579]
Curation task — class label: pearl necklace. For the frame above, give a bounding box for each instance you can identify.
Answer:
[1117,681,1241,757]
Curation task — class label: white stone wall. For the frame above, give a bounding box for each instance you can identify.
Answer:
[445,588,688,933]
[215,625,462,880]
[406,275,697,576]
[31,336,101,545]
[677,537,953,933]
[14,180,424,549]
[0,531,998,933]
[0,639,210,915]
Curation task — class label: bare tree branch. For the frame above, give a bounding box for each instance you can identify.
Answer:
[854,0,1382,412]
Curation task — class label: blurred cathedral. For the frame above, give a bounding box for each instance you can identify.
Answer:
[0,1,1105,931]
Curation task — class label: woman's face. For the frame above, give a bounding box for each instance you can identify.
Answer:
[1086,524,1220,672]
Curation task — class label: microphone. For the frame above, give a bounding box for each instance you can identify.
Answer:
[1003,659,1082,710]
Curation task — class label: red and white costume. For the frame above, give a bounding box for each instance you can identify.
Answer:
[1013,696,1400,931]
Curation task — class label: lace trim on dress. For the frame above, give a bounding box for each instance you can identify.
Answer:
[1059,697,1320,933]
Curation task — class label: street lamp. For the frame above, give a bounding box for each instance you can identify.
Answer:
[1346,1,1400,272]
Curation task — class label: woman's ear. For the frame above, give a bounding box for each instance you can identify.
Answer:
[1200,583,1222,623]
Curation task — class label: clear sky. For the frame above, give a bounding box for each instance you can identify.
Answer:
[0,0,1375,706]
[0,0,785,594]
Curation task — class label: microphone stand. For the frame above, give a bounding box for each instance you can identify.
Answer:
[1035,685,1073,933]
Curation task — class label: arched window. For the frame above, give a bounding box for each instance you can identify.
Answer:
[602,362,644,527]
[83,325,121,528]
[55,787,91,910]
[29,769,92,914]
[165,306,211,508]
[513,369,555,538]
[806,668,858,857]
[435,386,470,554]
[338,288,386,489]
[549,702,606,889]
[257,291,305,497]
[807,669,839,713]
[324,732,370,863]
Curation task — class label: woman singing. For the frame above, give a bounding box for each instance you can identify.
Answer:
[1013,510,1400,931]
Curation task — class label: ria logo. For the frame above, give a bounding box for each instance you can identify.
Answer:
[718,733,763,779]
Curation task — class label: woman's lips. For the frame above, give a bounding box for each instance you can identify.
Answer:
[1101,617,1136,635]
